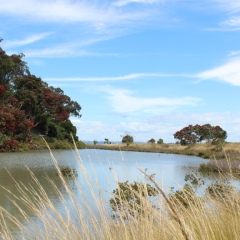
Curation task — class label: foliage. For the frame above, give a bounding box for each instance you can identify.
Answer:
[169,184,200,208]
[147,138,155,144]
[104,138,110,144]
[205,181,236,199]
[157,138,164,144]
[198,163,214,173]
[0,86,34,151]
[0,39,81,150]
[121,133,134,146]
[109,181,158,216]
[169,174,204,208]
[184,174,204,186]
[174,124,227,146]
[93,140,98,145]
[59,167,78,177]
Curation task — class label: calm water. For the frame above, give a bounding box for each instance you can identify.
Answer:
[0,149,215,236]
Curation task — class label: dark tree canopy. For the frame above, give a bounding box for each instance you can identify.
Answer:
[174,124,227,145]
[0,39,81,151]
[122,133,134,146]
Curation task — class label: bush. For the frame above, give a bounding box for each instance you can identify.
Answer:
[121,133,134,146]
[169,184,201,208]
[205,181,236,199]
[109,181,158,216]
[147,138,155,144]
[157,138,164,144]
[198,163,213,173]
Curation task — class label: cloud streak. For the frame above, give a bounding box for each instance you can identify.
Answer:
[100,86,202,114]
[2,33,51,48]
[45,73,191,82]
[0,0,158,25]
[196,57,240,86]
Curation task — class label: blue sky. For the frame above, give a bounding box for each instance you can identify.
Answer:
[1,0,240,143]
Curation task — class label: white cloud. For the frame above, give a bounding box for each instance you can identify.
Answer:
[45,73,189,82]
[213,0,240,12]
[196,57,240,86]
[114,0,162,7]
[2,33,51,48]
[100,86,201,114]
[228,50,240,56]
[222,17,240,27]
[71,112,240,142]
[0,0,157,25]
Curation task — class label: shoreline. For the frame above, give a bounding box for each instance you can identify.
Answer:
[87,142,240,161]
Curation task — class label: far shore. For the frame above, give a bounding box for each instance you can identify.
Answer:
[86,142,240,161]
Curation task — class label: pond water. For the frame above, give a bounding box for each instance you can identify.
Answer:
[0,149,232,237]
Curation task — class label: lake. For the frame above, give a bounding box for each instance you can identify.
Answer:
[0,148,229,237]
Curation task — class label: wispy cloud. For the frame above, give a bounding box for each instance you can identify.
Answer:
[45,73,191,82]
[196,57,240,86]
[213,0,240,12]
[114,0,162,7]
[2,33,51,48]
[71,112,240,142]
[202,1,240,31]
[0,0,163,57]
[100,86,202,114]
[228,50,240,56]
[0,0,158,25]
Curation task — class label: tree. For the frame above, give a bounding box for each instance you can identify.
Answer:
[121,133,134,146]
[93,140,98,145]
[157,138,164,144]
[147,138,155,144]
[104,138,110,144]
[174,124,227,145]
[0,85,34,151]
[0,39,82,145]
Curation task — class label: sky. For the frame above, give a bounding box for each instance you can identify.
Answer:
[0,0,240,143]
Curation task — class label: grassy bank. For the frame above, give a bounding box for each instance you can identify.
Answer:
[89,142,240,173]
[87,142,240,160]
[16,135,86,152]
[1,143,240,239]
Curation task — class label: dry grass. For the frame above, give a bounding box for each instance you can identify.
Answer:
[90,142,240,160]
[1,141,240,239]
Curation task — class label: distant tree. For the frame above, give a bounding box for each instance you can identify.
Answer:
[104,138,110,144]
[121,133,134,146]
[157,138,164,144]
[93,140,98,145]
[147,138,155,144]
[174,124,227,146]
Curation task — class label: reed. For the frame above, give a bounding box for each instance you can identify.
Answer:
[1,140,240,239]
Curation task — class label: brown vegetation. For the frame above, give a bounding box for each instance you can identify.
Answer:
[88,142,240,160]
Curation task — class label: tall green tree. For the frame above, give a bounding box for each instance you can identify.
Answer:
[0,38,82,149]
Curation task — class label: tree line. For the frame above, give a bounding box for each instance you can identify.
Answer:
[100,124,227,146]
[0,39,81,151]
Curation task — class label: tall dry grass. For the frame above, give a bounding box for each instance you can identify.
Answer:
[1,140,240,239]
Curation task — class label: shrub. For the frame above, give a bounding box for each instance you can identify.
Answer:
[169,184,200,208]
[121,133,134,146]
[109,181,158,216]
[147,138,155,144]
[157,138,164,144]
[205,181,236,199]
